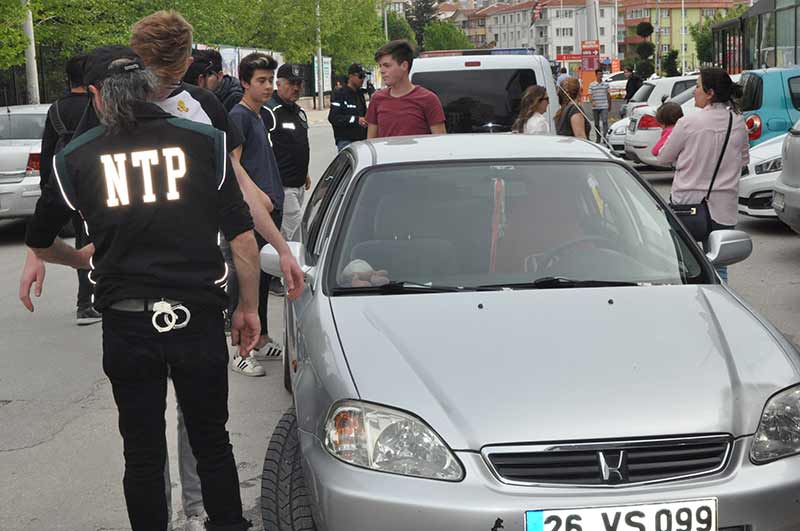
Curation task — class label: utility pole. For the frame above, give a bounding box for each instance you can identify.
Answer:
[655,0,660,74]
[316,0,324,110]
[384,0,389,41]
[21,0,39,104]
[614,0,619,59]
[681,0,686,73]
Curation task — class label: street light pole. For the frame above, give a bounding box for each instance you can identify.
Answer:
[655,0,661,74]
[316,0,324,110]
[681,0,686,73]
[384,0,389,41]
[21,0,39,104]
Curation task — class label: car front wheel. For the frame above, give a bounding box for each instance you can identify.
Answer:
[261,407,316,531]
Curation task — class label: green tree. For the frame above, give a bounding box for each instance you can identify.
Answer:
[423,20,472,51]
[637,60,655,79]
[0,0,31,69]
[407,0,438,48]
[386,10,417,45]
[662,49,679,76]
[689,4,747,64]
[636,41,655,60]
[636,21,654,39]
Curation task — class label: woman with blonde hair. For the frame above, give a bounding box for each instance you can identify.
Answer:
[555,77,589,139]
[513,85,550,134]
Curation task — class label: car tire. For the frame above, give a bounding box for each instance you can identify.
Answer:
[261,407,316,531]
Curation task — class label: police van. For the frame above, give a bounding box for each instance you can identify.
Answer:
[410,49,559,134]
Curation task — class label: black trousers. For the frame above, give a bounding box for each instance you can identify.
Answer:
[72,214,93,309]
[102,306,249,531]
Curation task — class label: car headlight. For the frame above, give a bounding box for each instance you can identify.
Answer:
[751,385,800,464]
[755,157,783,175]
[613,124,627,135]
[324,400,464,481]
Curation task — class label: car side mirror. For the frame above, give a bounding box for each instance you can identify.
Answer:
[705,230,752,267]
[260,241,314,284]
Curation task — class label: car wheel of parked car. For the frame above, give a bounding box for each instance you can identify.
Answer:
[261,407,316,531]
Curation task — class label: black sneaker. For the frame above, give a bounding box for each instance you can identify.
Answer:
[76,307,102,326]
[268,277,285,297]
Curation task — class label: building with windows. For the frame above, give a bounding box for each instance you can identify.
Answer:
[486,1,537,48]
[530,0,618,62]
[713,0,798,73]
[620,0,738,71]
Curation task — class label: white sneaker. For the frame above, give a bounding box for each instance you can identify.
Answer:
[252,340,283,361]
[231,355,266,377]
[184,515,206,531]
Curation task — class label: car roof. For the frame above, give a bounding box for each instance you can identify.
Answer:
[411,54,549,72]
[350,134,614,167]
[645,75,698,87]
[745,66,800,76]
[2,104,51,114]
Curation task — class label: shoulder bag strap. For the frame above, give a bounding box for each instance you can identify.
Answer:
[706,111,733,200]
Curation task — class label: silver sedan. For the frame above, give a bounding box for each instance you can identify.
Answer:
[0,104,48,220]
[260,134,800,531]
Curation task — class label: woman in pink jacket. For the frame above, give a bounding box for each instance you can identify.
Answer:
[657,68,749,281]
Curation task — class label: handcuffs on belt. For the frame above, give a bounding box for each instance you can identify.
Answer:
[152,300,192,333]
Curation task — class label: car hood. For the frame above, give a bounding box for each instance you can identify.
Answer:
[749,133,786,164]
[330,285,800,450]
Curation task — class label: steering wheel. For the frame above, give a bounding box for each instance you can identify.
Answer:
[540,236,621,272]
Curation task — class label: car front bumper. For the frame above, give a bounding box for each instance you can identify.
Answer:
[301,432,800,531]
[738,169,779,218]
[0,175,40,219]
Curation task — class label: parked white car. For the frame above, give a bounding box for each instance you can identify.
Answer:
[620,75,697,119]
[739,133,786,218]
[604,71,628,98]
[606,117,629,157]
[0,104,48,220]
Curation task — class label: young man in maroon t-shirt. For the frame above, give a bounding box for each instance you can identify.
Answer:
[366,40,446,139]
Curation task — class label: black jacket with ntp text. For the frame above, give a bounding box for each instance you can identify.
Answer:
[25,102,253,310]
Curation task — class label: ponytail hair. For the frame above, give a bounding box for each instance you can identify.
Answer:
[700,67,743,113]
[96,58,158,134]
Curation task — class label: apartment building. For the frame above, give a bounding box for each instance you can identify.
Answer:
[531,0,618,60]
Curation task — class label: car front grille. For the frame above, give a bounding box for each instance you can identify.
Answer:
[485,435,731,487]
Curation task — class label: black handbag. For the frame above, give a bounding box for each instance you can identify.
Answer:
[670,112,733,242]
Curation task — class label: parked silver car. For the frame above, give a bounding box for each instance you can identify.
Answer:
[774,122,800,231]
[0,104,48,219]
[739,132,786,218]
[260,134,800,531]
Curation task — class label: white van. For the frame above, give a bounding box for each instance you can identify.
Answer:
[410,52,559,133]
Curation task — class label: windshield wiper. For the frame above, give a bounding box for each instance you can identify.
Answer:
[476,276,640,290]
[332,280,465,295]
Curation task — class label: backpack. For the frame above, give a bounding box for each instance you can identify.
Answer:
[47,101,76,154]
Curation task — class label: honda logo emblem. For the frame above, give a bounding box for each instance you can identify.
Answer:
[598,450,626,484]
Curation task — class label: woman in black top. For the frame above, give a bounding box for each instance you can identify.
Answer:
[555,77,589,139]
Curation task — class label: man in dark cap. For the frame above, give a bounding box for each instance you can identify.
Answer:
[266,64,310,244]
[24,45,258,531]
[328,63,368,150]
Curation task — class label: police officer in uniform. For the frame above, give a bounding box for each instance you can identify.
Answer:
[25,46,258,531]
[328,63,368,150]
[266,64,311,242]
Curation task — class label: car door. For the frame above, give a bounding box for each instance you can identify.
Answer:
[783,74,800,133]
[286,152,354,380]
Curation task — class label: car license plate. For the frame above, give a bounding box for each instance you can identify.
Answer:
[773,192,785,212]
[525,498,717,531]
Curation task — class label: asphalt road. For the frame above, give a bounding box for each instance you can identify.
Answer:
[1,117,799,530]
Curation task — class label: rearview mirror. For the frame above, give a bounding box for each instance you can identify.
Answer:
[705,230,752,267]
[260,242,314,282]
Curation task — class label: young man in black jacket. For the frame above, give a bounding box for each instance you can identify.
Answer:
[37,54,99,325]
[328,63,368,150]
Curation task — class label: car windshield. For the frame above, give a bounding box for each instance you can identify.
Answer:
[630,83,655,103]
[412,69,538,133]
[329,161,709,293]
[0,113,47,140]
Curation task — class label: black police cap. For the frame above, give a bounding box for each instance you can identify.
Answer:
[83,45,143,87]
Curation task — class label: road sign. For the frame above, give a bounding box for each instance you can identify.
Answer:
[581,40,600,71]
